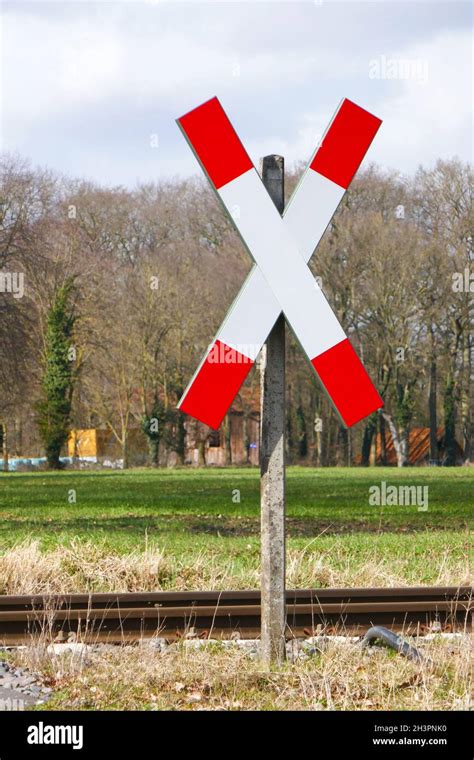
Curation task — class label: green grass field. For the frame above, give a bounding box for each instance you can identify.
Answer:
[2,466,472,712]
[0,467,472,591]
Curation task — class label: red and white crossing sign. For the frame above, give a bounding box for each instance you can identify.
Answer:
[177,97,383,429]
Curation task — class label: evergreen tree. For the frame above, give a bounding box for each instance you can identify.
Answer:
[36,279,76,469]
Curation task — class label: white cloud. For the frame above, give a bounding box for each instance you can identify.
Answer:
[0,1,471,184]
[246,28,473,175]
[369,29,473,172]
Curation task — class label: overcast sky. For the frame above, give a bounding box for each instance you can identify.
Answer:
[1,1,472,187]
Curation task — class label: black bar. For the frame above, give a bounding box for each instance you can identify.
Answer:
[0,710,470,758]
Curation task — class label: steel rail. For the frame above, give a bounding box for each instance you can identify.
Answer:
[0,587,471,644]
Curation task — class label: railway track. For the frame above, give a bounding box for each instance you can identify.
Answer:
[0,586,471,644]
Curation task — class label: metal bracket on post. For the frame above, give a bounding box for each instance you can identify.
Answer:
[259,155,286,667]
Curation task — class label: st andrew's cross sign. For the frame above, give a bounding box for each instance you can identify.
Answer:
[176,97,383,430]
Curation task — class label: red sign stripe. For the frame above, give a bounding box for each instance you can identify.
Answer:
[179,340,254,430]
[312,338,383,427]
[178,97,253,190]
[310,99,382,190]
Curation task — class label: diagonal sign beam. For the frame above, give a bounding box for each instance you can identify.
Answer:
[178,98,381,429]
[177,97,383,429]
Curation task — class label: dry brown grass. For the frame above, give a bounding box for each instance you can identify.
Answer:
[10,633,473,711]
[3,539,472,711]
[0,539,472,595]
[285,547,473,589]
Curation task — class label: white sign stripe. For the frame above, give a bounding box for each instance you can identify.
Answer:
[284,169,344,256]
[219,266,280,360]
[219,169,346,362]
[219,169,344,357]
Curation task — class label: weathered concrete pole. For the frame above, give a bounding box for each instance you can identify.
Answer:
[259,155,286,666]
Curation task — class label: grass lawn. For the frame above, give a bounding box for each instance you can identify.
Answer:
[0,467,471,591]
[1,467,472,712]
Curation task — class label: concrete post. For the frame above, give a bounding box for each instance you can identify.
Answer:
[259,155,286,666]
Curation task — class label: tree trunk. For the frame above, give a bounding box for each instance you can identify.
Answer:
[0,422,8,472]
[243,413,250,464]
[285,390,294,464]
[429,356,439,463]
[336,425,348,467]
[394,382,412,466]
[122,434,130,469]
[197,439,206,467]
[383,413,407,467]
[295,401,307,460]
[46,440,62,470]
[379,413,388,465]
[462,407,472,464]
[176,411,186,465]
[460,338,472,463]
[325,416,335,467]
[224,414,232,465]
[148,438,159,467]
[314,412,322,467]
[361,415,377,466]
[399,424,410,466]
[443,374,456,466]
